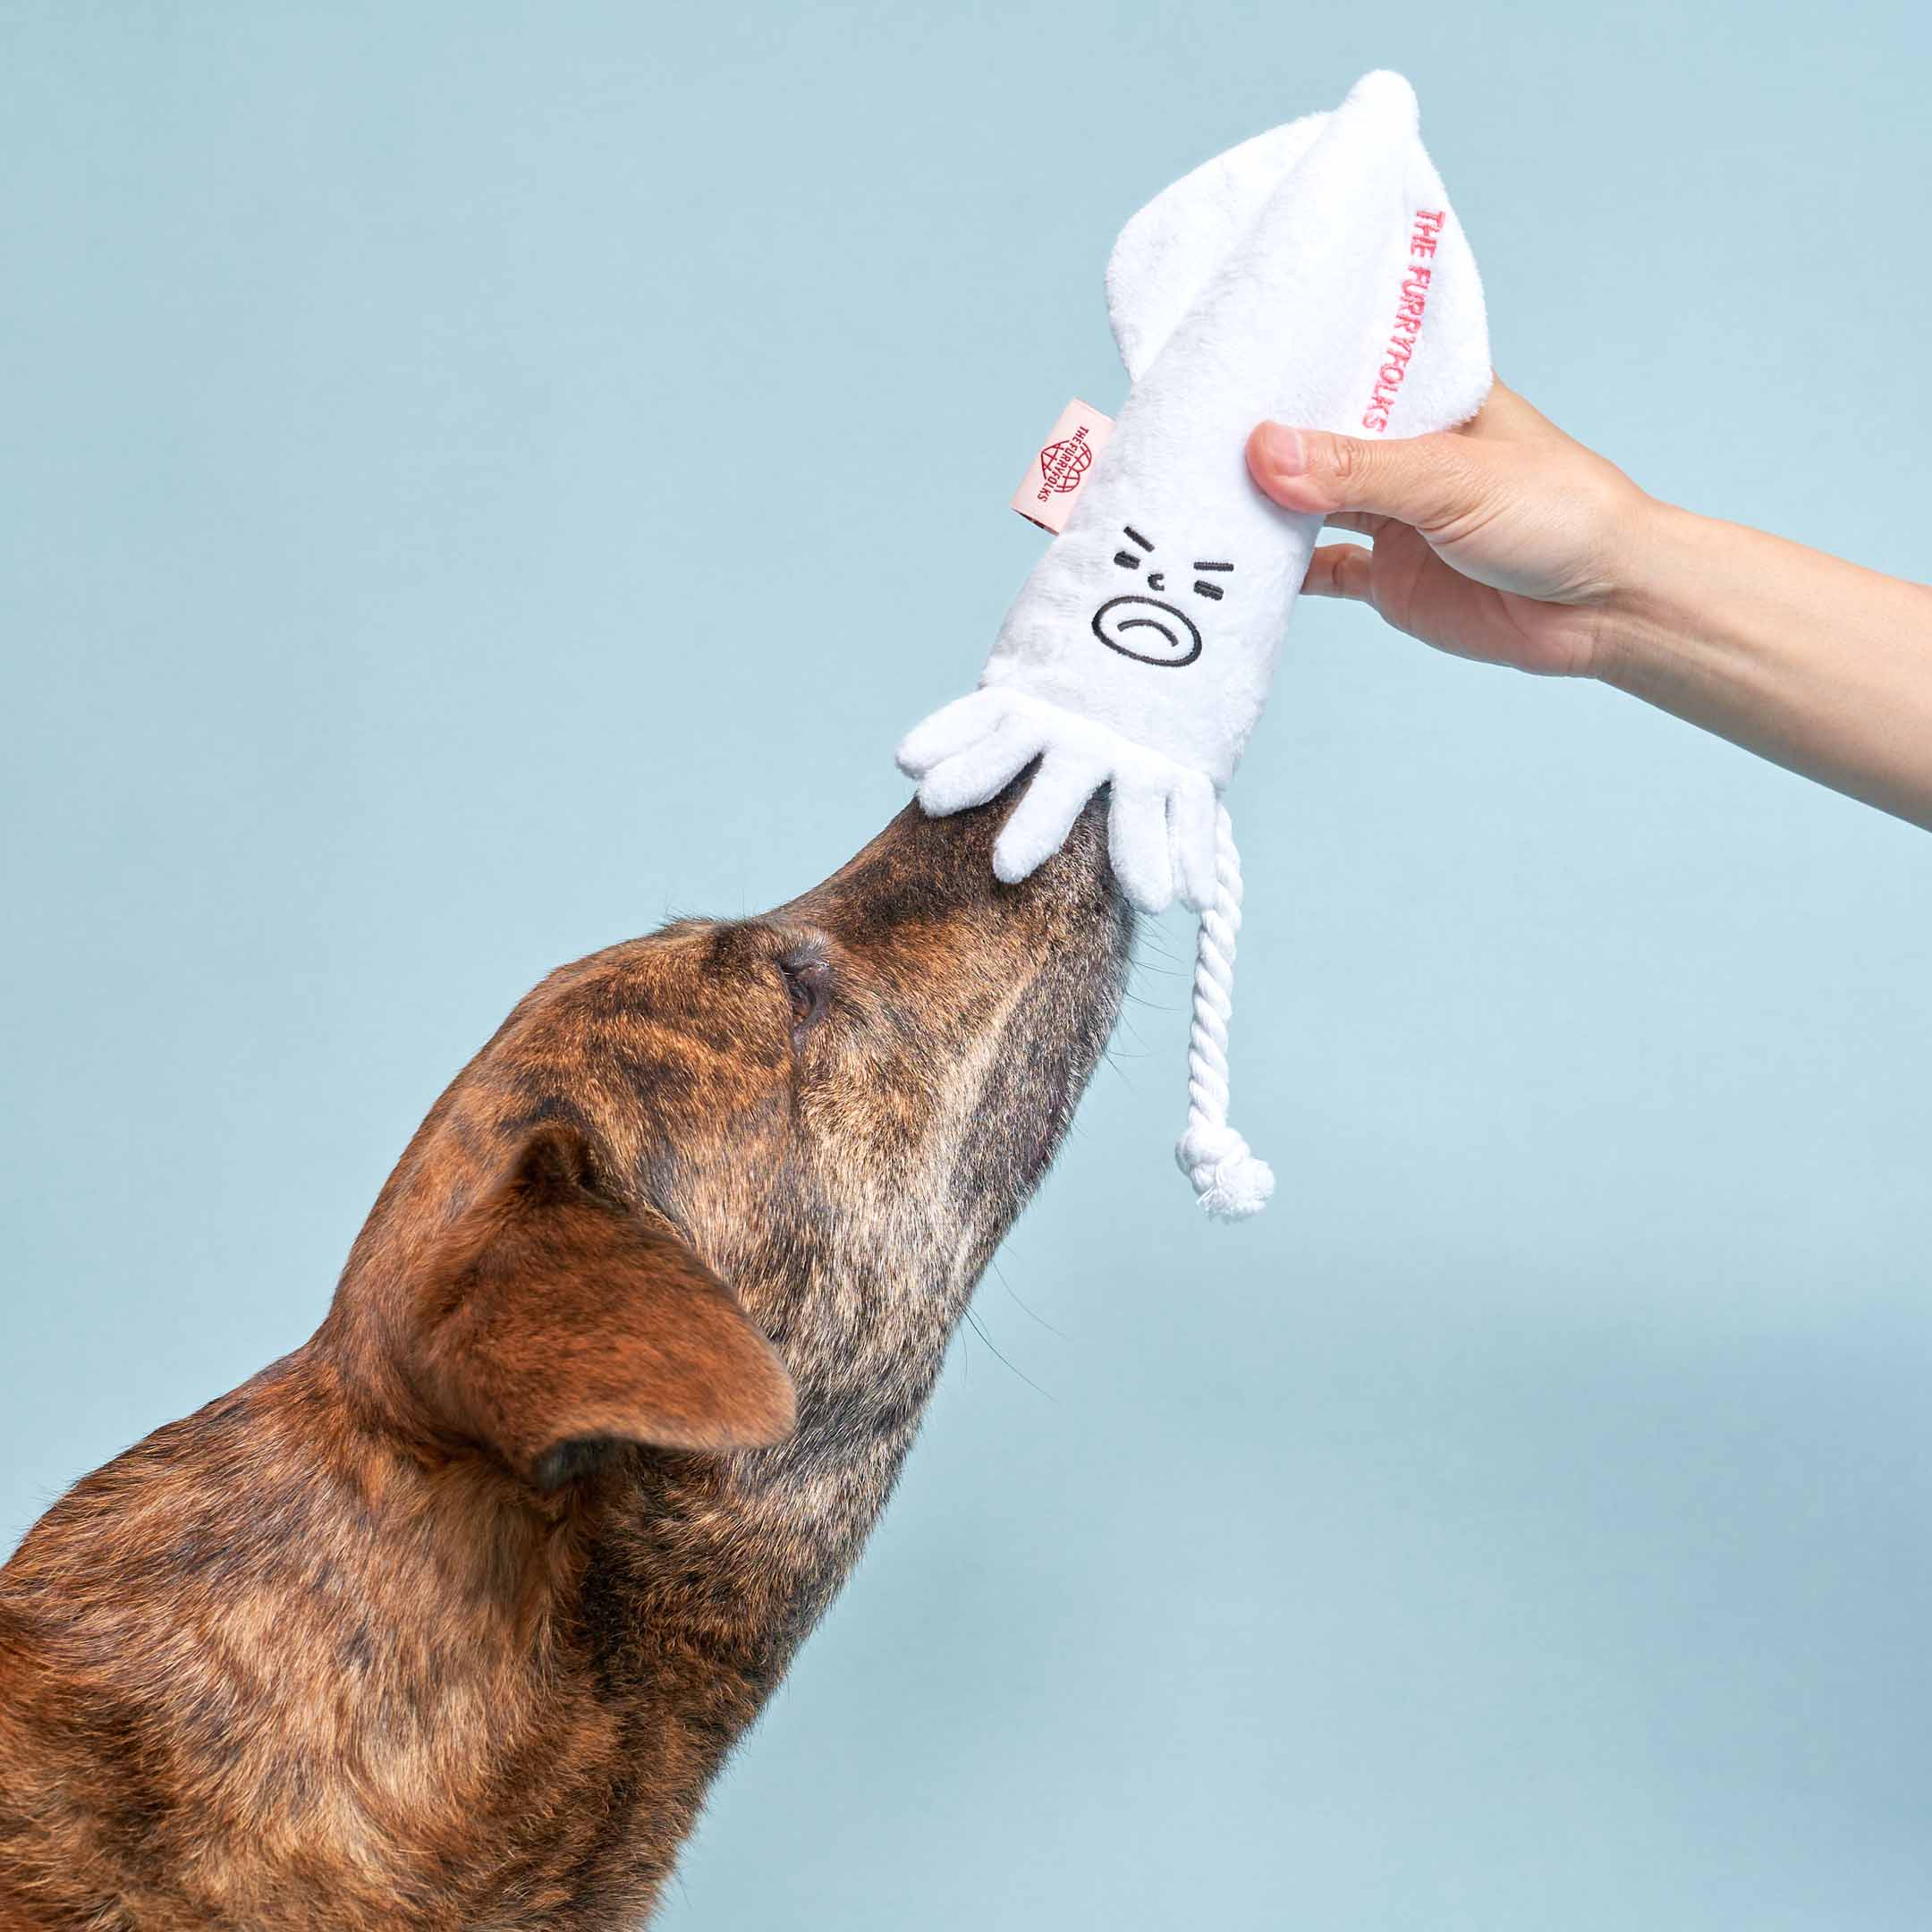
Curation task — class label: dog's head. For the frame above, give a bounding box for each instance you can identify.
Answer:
[0,789,1129,1928]
[324,789,1129,1493]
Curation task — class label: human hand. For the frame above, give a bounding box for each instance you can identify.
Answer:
[1247,379,1655,679]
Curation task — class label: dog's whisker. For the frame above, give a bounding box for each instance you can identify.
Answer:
[962,1309,1057,1402]
[991,1258,1070,1340]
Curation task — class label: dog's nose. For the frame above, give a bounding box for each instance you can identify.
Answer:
[1147,571,1165,591]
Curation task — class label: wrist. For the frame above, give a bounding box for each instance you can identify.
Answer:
[1585,496,1706,691]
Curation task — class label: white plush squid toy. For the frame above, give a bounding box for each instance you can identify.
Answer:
[899,72,1491,1220]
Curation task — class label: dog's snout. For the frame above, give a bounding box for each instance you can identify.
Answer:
[775,776,1123,944]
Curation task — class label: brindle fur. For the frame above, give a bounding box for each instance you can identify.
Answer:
[0,789,1129,1929]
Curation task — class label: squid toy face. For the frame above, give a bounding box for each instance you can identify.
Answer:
[898,72,1492,1218]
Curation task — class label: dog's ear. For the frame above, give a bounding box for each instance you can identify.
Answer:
[411,1122,795,1487]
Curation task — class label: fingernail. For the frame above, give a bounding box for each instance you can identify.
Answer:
[1258,423,1305,478]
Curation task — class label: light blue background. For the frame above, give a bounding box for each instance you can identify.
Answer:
[4,4,1929,1927]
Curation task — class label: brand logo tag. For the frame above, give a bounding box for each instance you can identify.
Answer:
[1011,399,1116,533]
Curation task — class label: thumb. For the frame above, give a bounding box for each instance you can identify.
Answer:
[1247,421,1493,534]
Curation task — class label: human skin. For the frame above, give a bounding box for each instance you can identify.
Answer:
[1247,380,1932,832]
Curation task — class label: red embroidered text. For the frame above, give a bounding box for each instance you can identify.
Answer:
[1361,209,1445,434]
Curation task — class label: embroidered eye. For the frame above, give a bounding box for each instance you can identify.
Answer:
[1193,561,1233,600]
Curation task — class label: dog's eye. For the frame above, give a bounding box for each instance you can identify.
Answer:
[778,952,831,1048]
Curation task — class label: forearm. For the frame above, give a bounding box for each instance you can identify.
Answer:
[1599,504,1932,830]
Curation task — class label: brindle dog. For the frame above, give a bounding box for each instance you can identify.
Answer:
[0,787,1129,1930]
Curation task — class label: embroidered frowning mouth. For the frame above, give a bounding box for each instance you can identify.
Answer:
[1096,527,1228,665]
[1090,595,1203,667]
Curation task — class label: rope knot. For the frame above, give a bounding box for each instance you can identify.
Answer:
[1175,1123,1275,1221]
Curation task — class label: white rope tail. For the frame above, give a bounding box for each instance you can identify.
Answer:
[1175,804,1275,1221]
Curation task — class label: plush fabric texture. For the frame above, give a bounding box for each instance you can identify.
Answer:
[899,70,1490,916]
